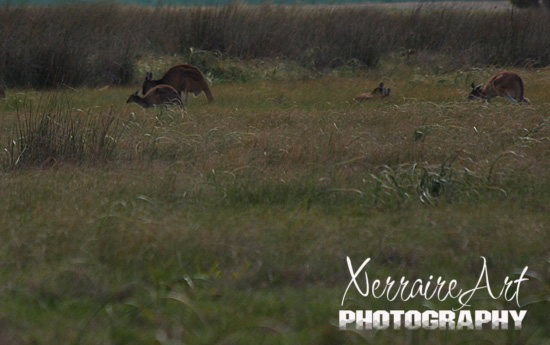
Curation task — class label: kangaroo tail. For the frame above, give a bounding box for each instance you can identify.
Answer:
[202,81,214,103]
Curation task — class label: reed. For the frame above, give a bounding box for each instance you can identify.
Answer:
[0,3,549,88]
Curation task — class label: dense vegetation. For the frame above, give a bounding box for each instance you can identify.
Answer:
[0,2,550,88]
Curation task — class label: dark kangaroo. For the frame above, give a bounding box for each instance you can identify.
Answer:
[127,85,183,109]
[142,64,213,105]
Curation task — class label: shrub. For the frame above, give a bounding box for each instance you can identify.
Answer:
[1,3,550,88]
[510,0,540,8]
[2,96,120,169]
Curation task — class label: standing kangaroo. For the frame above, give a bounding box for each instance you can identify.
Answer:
[142,64,213,105]
[127,85,183,109]
[469,71,529,104]
[355,82,391,102]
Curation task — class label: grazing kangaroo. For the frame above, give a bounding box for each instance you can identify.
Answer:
[127,85,183,109]
[469,71,529,104]
[355,82,391,102]
[142,64,213,105]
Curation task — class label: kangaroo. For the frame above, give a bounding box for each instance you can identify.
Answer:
[469,71,529,104]
[142,64,213,105]
[355,82,391,102]
[127,85,183,109]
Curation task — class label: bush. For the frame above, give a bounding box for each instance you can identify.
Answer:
[1,3,550,88]
[3,97,120,169]
[510,0,540,8]
[0,3,138,88]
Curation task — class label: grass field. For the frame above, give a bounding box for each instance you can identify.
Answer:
[0,58,549,344]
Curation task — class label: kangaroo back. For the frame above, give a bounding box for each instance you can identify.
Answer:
[172,64,202,74]
[142,64,201,94]
[486,71,524,101]
[164,68,213,101]
[161,68,201,89]
[142,64,213,103]
[470,71,527,103]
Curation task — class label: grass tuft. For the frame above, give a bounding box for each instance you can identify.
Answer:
[2,96,120,169]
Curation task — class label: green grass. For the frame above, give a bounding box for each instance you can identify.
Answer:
[1,62,550,344]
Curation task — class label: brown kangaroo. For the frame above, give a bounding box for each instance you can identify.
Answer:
[355,82,391,102]
[469,71,529,104]
[142,64,213,105]
[127,85,183,109]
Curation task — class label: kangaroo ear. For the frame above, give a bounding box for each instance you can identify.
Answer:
[476,84,483,90]
[379,82,384,88]
[386,88,391,95]
[133,90,139,96]
[471,82,476,89]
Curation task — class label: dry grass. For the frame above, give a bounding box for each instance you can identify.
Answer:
[1,3,550,88]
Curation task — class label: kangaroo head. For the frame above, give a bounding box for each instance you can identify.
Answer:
[371,82,385,95]
[383,88,391,97]
[468,83,484,101]
[126,90,141,104]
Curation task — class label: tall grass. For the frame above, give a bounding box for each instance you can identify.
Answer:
[0,3,550,88]
[0,3,137,87]
[2,96,120,169]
